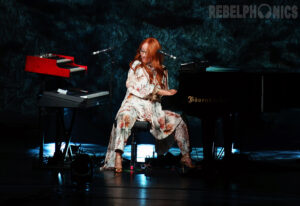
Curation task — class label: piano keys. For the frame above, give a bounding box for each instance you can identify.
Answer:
[25,53,87,78]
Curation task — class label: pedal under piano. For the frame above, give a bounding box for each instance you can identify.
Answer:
[25,53,110,166]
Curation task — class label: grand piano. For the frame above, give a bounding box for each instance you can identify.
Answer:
[25,53,109,166]
[162,61,300,161]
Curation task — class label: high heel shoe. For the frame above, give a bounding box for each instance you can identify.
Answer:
[115,167,122,173]
[115,155,123,173]
[180,154,195,169]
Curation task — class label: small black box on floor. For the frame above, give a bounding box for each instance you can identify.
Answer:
[71,154,93,183]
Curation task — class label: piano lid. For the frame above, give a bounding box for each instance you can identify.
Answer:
[25,53,87,78]
[180,61,240,73]
[180,61,300,74]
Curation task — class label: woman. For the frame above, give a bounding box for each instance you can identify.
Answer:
[101,37,194,172]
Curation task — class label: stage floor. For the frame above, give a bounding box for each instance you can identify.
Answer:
[1,136,300,206]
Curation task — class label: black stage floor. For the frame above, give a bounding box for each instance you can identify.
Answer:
[2,140,300,205]
[1,116,300,206]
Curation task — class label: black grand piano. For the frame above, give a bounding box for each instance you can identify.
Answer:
[162,61,300,161]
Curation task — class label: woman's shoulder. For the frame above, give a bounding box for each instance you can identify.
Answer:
[131,60,141,70]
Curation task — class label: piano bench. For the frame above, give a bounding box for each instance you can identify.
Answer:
[130,121,151,170]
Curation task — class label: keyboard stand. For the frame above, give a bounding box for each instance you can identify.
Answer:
[39,106,77,168]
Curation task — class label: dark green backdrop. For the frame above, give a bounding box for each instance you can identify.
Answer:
[1,0,299,148]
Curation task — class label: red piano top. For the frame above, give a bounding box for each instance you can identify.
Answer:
[25,53,87,78]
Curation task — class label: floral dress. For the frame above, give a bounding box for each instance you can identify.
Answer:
[101,60,191,169]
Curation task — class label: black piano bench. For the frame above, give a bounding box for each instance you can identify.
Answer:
[130,121,151,170]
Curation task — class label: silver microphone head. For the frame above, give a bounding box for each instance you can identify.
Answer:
[158,50,177,60]
[170,55,176,60]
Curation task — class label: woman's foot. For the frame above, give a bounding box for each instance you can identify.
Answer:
[180,154,195,169]
[115,152,123,173]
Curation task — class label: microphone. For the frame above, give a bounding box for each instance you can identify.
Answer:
[92,47,113,55]
[158,50,177,60]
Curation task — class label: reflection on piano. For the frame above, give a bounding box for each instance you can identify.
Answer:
[162,61,300,161]
[25,53,109,166]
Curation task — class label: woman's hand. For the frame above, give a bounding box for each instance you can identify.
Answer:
[168,89,177,95]
[157,89,177,96]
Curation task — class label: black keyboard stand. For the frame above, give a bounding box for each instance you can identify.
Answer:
[38,106,77,168]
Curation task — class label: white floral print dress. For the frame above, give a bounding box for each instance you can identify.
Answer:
[101,60,190,169]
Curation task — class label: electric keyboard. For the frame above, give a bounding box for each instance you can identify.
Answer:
[38,90,109,108]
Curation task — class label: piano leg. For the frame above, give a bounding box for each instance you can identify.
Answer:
[223,113,234,160]
[202,113,236,162]
[202,117,216,162]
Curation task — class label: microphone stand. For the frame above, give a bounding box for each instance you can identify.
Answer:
[104,51,115,124]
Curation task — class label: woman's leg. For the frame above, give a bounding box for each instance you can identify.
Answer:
[174,119,190,156]
[114,110,137,151]
[102,110,137,171]
[114,111,137,171]
[101,124,117,170]
[115,150,123,172]
[174,119,195,168]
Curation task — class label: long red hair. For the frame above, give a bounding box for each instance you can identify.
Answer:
[129,37,165,89]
